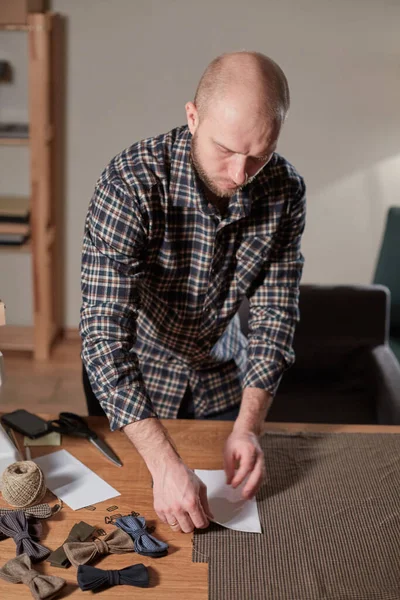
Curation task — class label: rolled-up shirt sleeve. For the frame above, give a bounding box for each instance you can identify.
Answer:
[80,181,158,431]
[243,178,306,396]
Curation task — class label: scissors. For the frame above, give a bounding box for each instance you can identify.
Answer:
[48,412,123,467]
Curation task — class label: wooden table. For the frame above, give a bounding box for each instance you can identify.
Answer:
[0,418,399,599]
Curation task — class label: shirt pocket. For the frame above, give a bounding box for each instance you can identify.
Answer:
[235,235,273,294]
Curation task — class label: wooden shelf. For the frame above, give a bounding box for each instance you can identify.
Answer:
[0,138,30,146]
[1,13,64,361]
[0,24,29,31]
[0,225,55,253]
[0,325,34,351]
[0,241,31,253]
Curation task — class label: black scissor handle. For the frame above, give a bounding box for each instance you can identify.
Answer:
[48,412,97,440]
[58,412,88,426]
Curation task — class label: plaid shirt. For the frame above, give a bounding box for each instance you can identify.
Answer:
[80,125,306,431]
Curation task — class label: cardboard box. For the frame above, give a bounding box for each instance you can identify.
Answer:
[0,0,45,25]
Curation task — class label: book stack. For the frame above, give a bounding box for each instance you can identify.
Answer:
[0,196,30,246]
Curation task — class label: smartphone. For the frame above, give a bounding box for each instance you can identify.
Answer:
[1,409,49,439]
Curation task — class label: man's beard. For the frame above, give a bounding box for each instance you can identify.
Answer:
[191,132,253,198]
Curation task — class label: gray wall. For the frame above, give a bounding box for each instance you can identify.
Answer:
[1,0,399,326]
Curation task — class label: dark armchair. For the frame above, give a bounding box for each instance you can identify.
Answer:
[373,206,400,363]
[239,284,400,425]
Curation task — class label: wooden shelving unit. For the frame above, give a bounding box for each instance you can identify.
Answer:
[0,138,29,146]
[0,13,64,360]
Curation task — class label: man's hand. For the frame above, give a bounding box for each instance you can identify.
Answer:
[223,429,265,499]
[152,457,213,533]
[223,386,272,499]
[123,417,213,533]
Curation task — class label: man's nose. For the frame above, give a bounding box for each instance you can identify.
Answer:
[229,156,248,186]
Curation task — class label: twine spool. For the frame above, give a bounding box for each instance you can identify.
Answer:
[1,460,47,508]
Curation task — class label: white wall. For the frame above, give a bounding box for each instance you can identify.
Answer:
[1,0,399,326]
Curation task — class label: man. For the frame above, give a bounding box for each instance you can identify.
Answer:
[80,51,306,534]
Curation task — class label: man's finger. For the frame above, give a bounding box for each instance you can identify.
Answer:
[231,452,257,488]
[187,500,209,530]
[156,510,168,525]
[166,514,182,532]
[175,510,195,534]
[242,456,265,499]
[199,484,214,522]
[223,448,236,485]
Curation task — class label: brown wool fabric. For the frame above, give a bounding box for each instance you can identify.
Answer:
[193,432,400,600]
[63,527,135,567]
[47,521,96,568]
[0,553,66,599]
[1,461,47,508]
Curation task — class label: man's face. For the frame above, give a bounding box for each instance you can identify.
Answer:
[188,100,280,198]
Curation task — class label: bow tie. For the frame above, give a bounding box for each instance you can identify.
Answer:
[115,515,168,557]
[0,514,41,542]
[0,511,50,562]
[63,527,134,567]
[0,500,61,520]
[47,521,96,568]
[77,563,149,591]
[0,553,66,600]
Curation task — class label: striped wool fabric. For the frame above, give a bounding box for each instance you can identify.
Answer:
[193,432,400,600]
[81,125,306,430]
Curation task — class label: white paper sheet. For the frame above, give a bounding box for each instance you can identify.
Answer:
[195,469,262,533]
[33,449,120,510]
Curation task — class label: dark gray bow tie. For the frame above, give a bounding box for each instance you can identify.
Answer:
[77,563,149,591]
[0,511,50,562]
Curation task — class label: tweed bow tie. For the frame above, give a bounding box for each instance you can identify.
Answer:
[115,515,169,557]
[0,500,61,520]
[0,553,66,600]
[47,521,96,568]
[0,511,50,562]
[77,563,149,591]
[63,527,134,567]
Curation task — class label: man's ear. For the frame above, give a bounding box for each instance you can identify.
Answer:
[185,102,199,134]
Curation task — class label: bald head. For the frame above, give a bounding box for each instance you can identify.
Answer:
[194,51,290,124]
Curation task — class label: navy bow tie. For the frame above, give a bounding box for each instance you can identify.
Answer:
[77,563,149,591]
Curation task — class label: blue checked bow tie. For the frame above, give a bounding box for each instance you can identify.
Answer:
[115,515,169,557]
